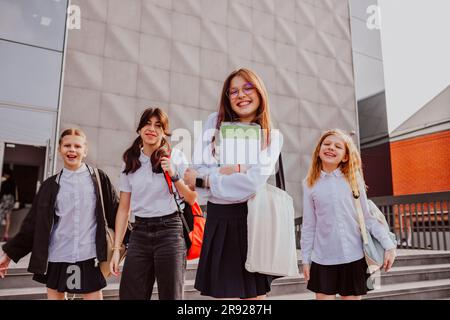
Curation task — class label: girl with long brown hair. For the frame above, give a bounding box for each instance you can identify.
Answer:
[110,107,197,300]
[301,129,396,300]
[184,68,284,299]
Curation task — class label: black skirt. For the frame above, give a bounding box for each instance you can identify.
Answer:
[307,257,373,296]
[194,201,273,299]
[33,258,107,294]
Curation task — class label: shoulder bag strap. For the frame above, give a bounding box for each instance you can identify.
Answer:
[353,193,369,245]
[93,167,109,231]
[275,153,286,191]
[163,170,192,239]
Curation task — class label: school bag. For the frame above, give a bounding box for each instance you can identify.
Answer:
[354,194,397,274]
[162,164,205,261]
[245,154,300,277]
[93,168,127,278]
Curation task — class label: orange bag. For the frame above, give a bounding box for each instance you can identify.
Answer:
[163,171,205,260]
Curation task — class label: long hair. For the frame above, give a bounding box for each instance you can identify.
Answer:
[123,108,171,175]
[213,68,272,154]
[306,129,365,195]
[58,128,87,146]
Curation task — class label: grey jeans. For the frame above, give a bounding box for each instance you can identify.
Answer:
[119,214,186,300]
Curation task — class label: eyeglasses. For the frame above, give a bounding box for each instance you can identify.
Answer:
[226,83,256,99]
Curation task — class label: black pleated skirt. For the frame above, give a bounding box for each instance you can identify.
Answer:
[33,258,106,294]
[307,257,373,296]
[194,201,273,299]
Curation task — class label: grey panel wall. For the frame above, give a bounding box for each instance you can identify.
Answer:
[60,0,358,217]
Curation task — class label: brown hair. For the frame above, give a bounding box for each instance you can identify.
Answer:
[58,128,87,146]
[213,68,272,153]
[306,129,365,195]
[123,107,171,175]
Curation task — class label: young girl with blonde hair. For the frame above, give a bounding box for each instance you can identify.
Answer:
[301,129,396,300]
[0,128,118,300]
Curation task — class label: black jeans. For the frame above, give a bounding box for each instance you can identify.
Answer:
[119,213,186,300]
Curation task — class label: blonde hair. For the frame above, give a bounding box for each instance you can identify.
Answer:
[306,129,365,196]
[58,128,87,146]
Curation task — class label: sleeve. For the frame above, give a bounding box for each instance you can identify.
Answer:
[2,180,46,262]
[192,112,219,174]
[119,162,132,193]
[300,181,316,265]
[172,148,189,177]
[359,185,396,250]
[190,112,219,202]
[208,130,283,202]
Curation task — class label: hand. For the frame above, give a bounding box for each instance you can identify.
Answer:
[302,264,310,281]
[239,165,248,174]
[161,157,175,177]
[383,248,396,272]
[183,168,198,190]
[219,165,239,175]
[109,250,121,277]
[0,254,11,279]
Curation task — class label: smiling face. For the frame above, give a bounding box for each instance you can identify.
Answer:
[228,75,261,123]
[319,134,349,171]
[139,116,163,147]
[59,135,88,171]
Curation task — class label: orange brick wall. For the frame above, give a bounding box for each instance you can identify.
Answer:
[390,130,450,195]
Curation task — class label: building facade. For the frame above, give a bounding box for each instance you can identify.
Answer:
[389,85,450,196]
[1,0,359,217]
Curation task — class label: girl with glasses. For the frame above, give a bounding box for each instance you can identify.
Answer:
[184,68,283,299]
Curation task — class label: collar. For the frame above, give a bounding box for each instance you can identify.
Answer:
[320,167,343,178]
[139,148,151,164]
[62,163,89,177]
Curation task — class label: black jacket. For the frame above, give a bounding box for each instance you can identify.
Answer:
[2,166,119,275]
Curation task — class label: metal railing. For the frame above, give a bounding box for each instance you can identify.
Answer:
[294,192,450,251]
[371,191,450,251]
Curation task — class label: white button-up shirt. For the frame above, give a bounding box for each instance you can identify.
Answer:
[48,165,97,263]
[192,112,284,205]
[300,168,396,265]
[119,148,188,218]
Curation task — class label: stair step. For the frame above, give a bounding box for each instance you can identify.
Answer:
[4,262,450,293]
[268,279,450,300]
[2,249,450,300]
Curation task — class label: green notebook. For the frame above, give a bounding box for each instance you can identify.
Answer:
[218,123,262,165]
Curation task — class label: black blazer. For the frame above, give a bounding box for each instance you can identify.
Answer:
[2,166,119,275]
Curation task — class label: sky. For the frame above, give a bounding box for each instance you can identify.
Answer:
[378,0,450,132]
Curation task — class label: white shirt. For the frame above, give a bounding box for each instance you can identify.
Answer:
[300,168,397,265]
[192,112,284,205]
[119,148,188,218]
[48,165,97,263]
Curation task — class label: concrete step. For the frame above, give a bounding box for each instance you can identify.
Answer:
[4,263,450,300]
[2,249,450,300]
[365,279,450,300]
[0,262,199,289]
[268,279,450,300]
[393,251,450,267]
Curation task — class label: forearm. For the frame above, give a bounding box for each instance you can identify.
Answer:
[114,207,130,248]
[207,164,270,201]
[174,180,198,205]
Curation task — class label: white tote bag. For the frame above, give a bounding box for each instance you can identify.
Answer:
[246,183,299,277]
